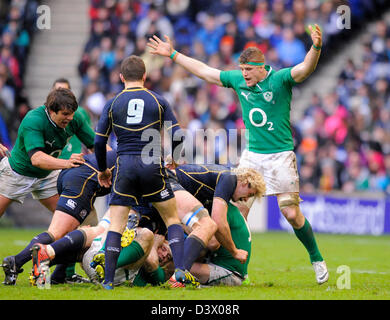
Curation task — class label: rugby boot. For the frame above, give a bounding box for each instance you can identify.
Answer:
[1,255,23,285]
[174,268,200,287]
[312,260,329,284]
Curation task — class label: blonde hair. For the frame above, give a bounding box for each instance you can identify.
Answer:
[232,167,266,197]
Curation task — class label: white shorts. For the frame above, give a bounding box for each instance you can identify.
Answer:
[0,157,60,203]
[82,236,140,286]
[207,263,243,286]
[238,149,299,196]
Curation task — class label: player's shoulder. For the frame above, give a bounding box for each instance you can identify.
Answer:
[143,88,169,106]
[20,105,47,127]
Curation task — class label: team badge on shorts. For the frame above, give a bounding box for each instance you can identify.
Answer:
[160,189,170,199]
[66,199,77,210]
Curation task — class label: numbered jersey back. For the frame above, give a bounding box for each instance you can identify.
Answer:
[107,88,165,155]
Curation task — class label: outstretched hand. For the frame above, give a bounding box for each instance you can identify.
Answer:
[309,24,322,48]
[147,35,174,57]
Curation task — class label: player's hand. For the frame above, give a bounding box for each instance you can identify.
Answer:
[309,24,322,48]
[66,153,85,168]
[164,154,178,170]
[0,144,11,158]
[147,34,174,58]
[233,249,248,264]
[98,169,112,188]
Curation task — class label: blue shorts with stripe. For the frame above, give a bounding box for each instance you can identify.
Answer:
[109,155,174,207]
[56,165,108,223]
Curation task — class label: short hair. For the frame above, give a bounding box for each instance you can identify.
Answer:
[238,47,265,65]
[120,55,146,81]
[232,167,266,197]
[45,88,78,113]
[52,78,71,89]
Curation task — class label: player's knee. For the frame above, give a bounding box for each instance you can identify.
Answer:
[136,227,154,254]
[277,193,301,223]
[181,205,209,229]
[201,215,218,235]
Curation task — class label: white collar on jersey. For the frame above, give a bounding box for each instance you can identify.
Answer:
[256,65,272,91]
[45,107,60,129]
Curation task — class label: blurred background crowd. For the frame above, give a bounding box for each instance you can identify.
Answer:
[1,0,390,196]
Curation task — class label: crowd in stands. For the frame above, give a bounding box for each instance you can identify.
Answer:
[0,0,39,146]
[1,0,390,196]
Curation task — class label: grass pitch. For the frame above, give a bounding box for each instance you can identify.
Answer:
[0,228,389,300]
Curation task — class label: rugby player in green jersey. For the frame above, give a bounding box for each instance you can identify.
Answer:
[147,24,328,284]
[50,78,95,284]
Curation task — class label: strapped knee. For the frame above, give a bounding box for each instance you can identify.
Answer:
[277,193,301,210]
[181,205,209,228]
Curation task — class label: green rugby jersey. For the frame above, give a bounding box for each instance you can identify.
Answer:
[220,65,297,154]
[9,105,95,178]
[59,106,92,160]
[211,203,251,278]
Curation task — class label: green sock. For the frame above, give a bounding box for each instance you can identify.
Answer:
[293,218,323,263]
[65,263,76,277]
[116,241,144,268]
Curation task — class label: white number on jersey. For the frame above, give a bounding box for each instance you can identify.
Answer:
[126,99,144,124]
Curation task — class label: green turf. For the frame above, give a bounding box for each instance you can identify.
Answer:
[0,228,389,300]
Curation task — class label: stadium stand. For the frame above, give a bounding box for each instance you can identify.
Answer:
[0,0,40,145]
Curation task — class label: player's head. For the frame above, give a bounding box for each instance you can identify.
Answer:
[45,88,78,128]
[120,55,146,84]
[157,240,172,266]
[238,47,266,87]
[52,78,71,90]
[232,167,266,202]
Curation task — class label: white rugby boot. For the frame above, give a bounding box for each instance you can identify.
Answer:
[312,260,329,284]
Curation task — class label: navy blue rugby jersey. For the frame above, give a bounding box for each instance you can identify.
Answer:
[174,164,237,210]
[94,87,182,171]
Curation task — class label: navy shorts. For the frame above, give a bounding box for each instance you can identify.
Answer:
[56,166,99,224]
[110,155,174,207]
[133,204,167,236]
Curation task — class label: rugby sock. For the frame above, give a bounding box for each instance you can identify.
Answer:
[183,234,206,271]
[65,263,76,278]
[167,224,185,270]
[293,218,323,263]
[50,230,86,257]
[104,231,122,285]
[14,231,55,268]
[116,241,144,268]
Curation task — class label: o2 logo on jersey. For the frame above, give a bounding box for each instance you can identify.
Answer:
[249,107,274,131]
[127,99,144,124]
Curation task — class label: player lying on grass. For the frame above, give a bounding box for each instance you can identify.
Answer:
[30,211,174,288]
[1,150,116,285]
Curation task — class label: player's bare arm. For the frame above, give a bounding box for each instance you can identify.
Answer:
[291,24,322,83]
[211,198,248,264]
[30,150,85,170]
[147,34,222,86]
[0,143,10,158]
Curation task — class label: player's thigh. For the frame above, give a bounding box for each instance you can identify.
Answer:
[109,205,132,233]
[173,190,203,220]
[48,210,81,240]
[0,194,13,217]
[39,194,59,213]
[152,197,180,226]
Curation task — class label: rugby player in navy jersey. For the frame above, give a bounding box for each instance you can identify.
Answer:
[167,163,265,267]
[94,55,196,289]
[2,151,117,285]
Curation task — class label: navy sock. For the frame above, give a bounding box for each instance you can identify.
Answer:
[50,230,86,257]
[104,231,122,285]
[14,232,54,268]
[51,263,67,282]
[184,235,206,271]
[167,224,185,270]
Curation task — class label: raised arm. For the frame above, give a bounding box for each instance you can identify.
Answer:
[291,24,322,83]
[147,35,223,86]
